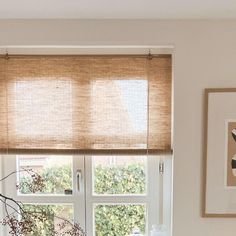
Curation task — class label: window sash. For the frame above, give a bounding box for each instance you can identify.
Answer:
[0,154,172,235]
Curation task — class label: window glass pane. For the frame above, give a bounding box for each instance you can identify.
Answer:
[93,156,146,195]
[17,155,73,195]
[22,204,73,236]
[94,204,146,236]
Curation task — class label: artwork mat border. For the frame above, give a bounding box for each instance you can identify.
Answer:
[203,88,236,218]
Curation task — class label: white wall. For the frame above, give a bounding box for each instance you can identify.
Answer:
[0,20,236,236]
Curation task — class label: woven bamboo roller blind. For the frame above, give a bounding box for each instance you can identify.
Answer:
[0,55,172,155]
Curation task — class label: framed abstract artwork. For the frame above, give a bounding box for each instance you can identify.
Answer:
[203,88,236,217]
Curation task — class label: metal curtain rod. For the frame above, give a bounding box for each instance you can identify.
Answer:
[0,53,171,60]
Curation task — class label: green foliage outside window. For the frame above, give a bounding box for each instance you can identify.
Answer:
[20,165,72,195]
[95,204,145,236]
[20,163,146,235]
[94,163,145,195]
[22,204,72,236]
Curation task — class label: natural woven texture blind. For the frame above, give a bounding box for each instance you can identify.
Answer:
[0,55,171,154]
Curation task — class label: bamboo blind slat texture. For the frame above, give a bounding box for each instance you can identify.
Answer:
[0,55,172,154]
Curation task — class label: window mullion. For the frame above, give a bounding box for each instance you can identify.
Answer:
[72,155,86,230]
[147,155,160,232]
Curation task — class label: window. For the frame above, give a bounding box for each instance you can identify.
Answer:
[0,54,172,235]
[1,154,172,236]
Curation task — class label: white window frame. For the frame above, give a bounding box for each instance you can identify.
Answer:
[0,154,172,236]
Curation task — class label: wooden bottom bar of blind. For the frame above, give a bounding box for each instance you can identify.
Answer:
[0,148,173,156]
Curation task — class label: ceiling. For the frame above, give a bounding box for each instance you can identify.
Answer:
[0,0,236,19]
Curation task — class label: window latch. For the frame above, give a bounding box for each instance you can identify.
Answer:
[77,169,82,192]
[159,162,164,176]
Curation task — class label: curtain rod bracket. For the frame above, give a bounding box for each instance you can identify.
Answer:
[5,51,9,60]
[148,50,153,60]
